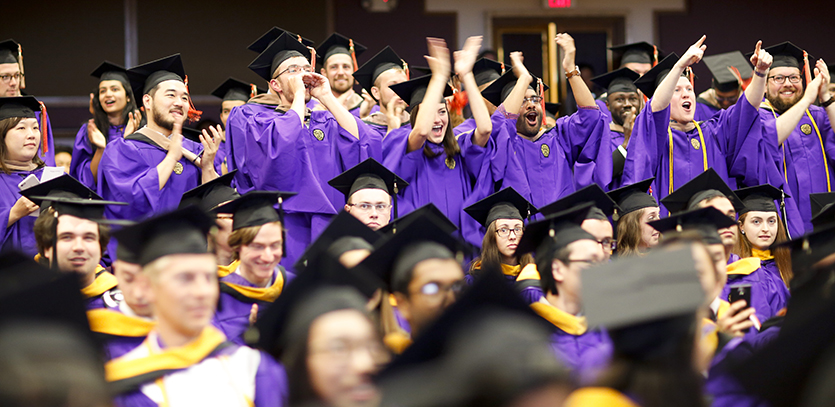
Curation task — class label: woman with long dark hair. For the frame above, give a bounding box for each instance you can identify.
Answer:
[70,62,139,188]
[607,178,660,257]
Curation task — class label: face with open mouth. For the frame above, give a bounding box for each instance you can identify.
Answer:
[670,77,696,124]
[766,66,803,112]
[427,102,449,144]
[515,89,542,138]
[98,79,129,115]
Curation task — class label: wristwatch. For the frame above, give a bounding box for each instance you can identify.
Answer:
[822,97,835,108]
[565,66,581,80]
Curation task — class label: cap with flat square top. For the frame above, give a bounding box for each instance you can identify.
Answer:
[247,27,314,54]
[378,203,457,236]
[90,61,129,84]
[472,58,504,87]
[0,39,20,64]
[591,67,640,95]
[703,51,752,92]
[610,42,658,66]
[20,174,126,221]
[757,41,812,70]
[0,96,40,120]
[293,210,382,273]
[606,177,657,219]
[544,102,561,117]
[211,78,262,102]
[481,68,549,108]
[315,32,367,67]
[514,203,595,257]
[127,54,186,97]
[734,184,786,215]
[539,183,620,220]
[353,46,407,94]
[248,32,312,81]
[464,187,537,228]
[633,53,680,99]
[659,169,743,215]
[812,202,835,229]
[213,190,297,231]
[389,74,454,111]
[112,207,216,266]
[810,192,835,222]
[178,170,240,212]
[328,158,408,202]
[649,206,737,245]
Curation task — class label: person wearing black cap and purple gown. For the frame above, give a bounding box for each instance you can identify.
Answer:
[98,54,221,226]
[513,203,613,384]
[593,42,658,116]
[106,208,287,407]
[696,51,752,121]
[210,78,262,175]
[590,67,641,187]
[211,190,296,345]
[21,174,125,310]
[623,37,774,209]
[353,46,411,138]
[758,41,835,234]
[178,170,240,269]
[71,62,140,189]
[328,157,408,231]
[0,95,48,256]
[0,39,55,166]
[606,177,660,256]
[312,32,372,118]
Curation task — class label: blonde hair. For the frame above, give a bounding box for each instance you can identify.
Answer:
[616,209,647,257]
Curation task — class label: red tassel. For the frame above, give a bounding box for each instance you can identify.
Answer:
[449,90,468,116]
[250,84,257,99]
[803,50,812,86]
[687,67,694,89]
[183,76,202,122]
[297,35,303,44]
[538,78,546,118]
[17,44,25,89]
[402,60,409,80]
[38,101,48,154]
[308,47,317,72]
[652,45,658,67]
[349,39,358,72]
[727,66,752,91]
[500,62,505,74]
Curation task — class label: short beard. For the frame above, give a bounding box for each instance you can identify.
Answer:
[152,107,175,132]
[767,91,802,114]
[330,76,353,94]
[515,114,541,138]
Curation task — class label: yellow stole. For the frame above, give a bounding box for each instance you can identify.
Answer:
[217,260,239,278]
[87,309,155,337]
[763,99,830,190]
[668,121,707,194]
[383,331,412,355]
[530,300,588,336]
[752,248,774,261]
[715,299,732,320]
[564,387,641,407]
[472,261,523,277]
[105,326,227,382]
[221,268,285,302]
[727,257,761,276]
[81,267,118,299]
[515,263,541,282]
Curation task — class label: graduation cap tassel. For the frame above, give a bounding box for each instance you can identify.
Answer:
[803,50,812,86]
[500,62,506,74]
[652,45,658,67]
[727,66,752,91]
[38,101,48,155]
[278,196,287,257]
[780,188,792,240]
[393,180,399,219]
[183,76,203,123]
[449,90,468,116]
[50,210,59,272]
[17,43,25,89]
[349,39,359,71]
[686,67,695,89]
[250,84,257,99]
[538,78,546,121]
[402,60,410,80]
[308,47,317,72]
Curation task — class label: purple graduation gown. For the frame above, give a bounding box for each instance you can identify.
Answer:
[213,140,228,175]
[623,94,765,215]
[720,258,790,325]
[0,166,44,257]
[212,267,293,346]
[695,101,721,122]
[70,123,125,189]
[92,300,152,360]
[760,104,834,233]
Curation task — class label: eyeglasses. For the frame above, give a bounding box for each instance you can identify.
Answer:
[417,280,466,297]
[0,73,23,83]
[522,96,542,104]
[714,95,739,103]
[348,202,391,213]
[274,64,313,78]
[309,339,391,365]
[596,238,617,252]
[768,75,802,84]
[496,226,524,238]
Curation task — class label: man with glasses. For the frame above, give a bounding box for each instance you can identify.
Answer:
[514,204,612,381]
[758,42,835,233]
[695,51,752,121]
[328,158,408,231]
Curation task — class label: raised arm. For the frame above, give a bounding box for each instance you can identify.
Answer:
[309,72,360,139]
[816,60,835,139]
[501,52,533,115]
[775,72,823,145]
[556,33,595,108]
[455,36,491,147]
[651,35,706,113]
[745,41,772,109]
[408,38,452,153]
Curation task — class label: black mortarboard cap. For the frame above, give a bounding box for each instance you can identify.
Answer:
[538,183,620,220]
[0,39,20,64]
[213,190,297,231]
[464,187,537,228]
[660,169,743,214]
[316,32,367,67]
[606,177,657,218]
[328,158,408,201]
[389,74,454,111]
[649,206,736,245]
[514,203,595,256]
[19,174,127,221]
[591,67,640,95]
[633,53,680,99]
[772,223,835,269]
[610,42,658,66]
[248,32,311,81]
[812,202,835,229]
[90,61,129,83]
[378,203,457,236]
[734,184,786,215]
[472,58,504,87]
[582,246,703,359]
[703,51,752,92]
[179,170,240,212]
[211,78,261,102]
[353,46,407,93]
[0,96,40,120]
[544,102,561,117]
[247,27,313,54]
[112,207,215,266]
[180,127,206,144]
[127,54,186,96]
[810,192,835,220]
[481,68,549,107]
[293,211,382,273]
[759,42,812,70]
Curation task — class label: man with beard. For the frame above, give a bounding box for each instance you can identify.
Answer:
[311,33,371,118]
[98,54,221,226]
[696,51,752,121]
[354,46,411,138]
[758,42,835,233]
[481,34,611,211]
[594,42,657,117]
[590,67,641,186]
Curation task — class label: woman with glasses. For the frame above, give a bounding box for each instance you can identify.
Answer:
[70,62,140,189]
[463,187,537,283]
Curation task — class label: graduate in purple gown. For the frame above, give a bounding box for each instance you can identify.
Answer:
[696,51,753,122]
[71,62,140,189]
[480,34,611,211]
[383,37,493,246]
[0,96,47,256]
[624,37,774,212]
[354,46,411,138]
[310,33,374,119]
[211,191,296,345]
[590,67,642,188]
[514,204,613,383]
[452,57,505,136]
[107,208,287,407]
[210,78,263,175]
[98,54,220,226]
[758,42,835,233]
[328,157,409,231]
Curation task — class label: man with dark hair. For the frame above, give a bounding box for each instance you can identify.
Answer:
[353,46,411,138]
[696,51,752,121]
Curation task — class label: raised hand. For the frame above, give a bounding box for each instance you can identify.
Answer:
[816,59,831,101]
[622,111,636,148]
[425,37,451,80]
[453,36,482,76]
[677,35,707,69]
[125,109,142,136]
[555,33,577,72]
[717,300,756,337]
[803,70,824,105]
[359,89,375,118]
[8,196,38,226]
[88,93,95,115]
[200,124,222,172]
[304,72,331,99]
[87,119,107,149]
[286,73,307,100]
[749,40,773,73]
[167,121,184,163]
[510,51,528,78]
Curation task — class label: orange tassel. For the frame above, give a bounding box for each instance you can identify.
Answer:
[687,67,695,89]
[183,76,202,123]
[17,43,25,89]
[538,78,546,117]
[803,50,812,85]
[652,45,658,67]
[349,39,358,71]
[308,47,317,72]
[402,60,409,80]
[297,35,303,44]
[38,101,48,154]
[500,62,505,74]
[449,90,468,116]
[727,66,752,91]
[250,84,257,99]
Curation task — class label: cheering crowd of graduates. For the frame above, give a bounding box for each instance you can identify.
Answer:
[1,24,835,407]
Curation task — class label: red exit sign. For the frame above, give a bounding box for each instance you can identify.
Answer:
[547,0,572,7]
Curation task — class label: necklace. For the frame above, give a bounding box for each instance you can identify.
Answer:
[142,125,171,139]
